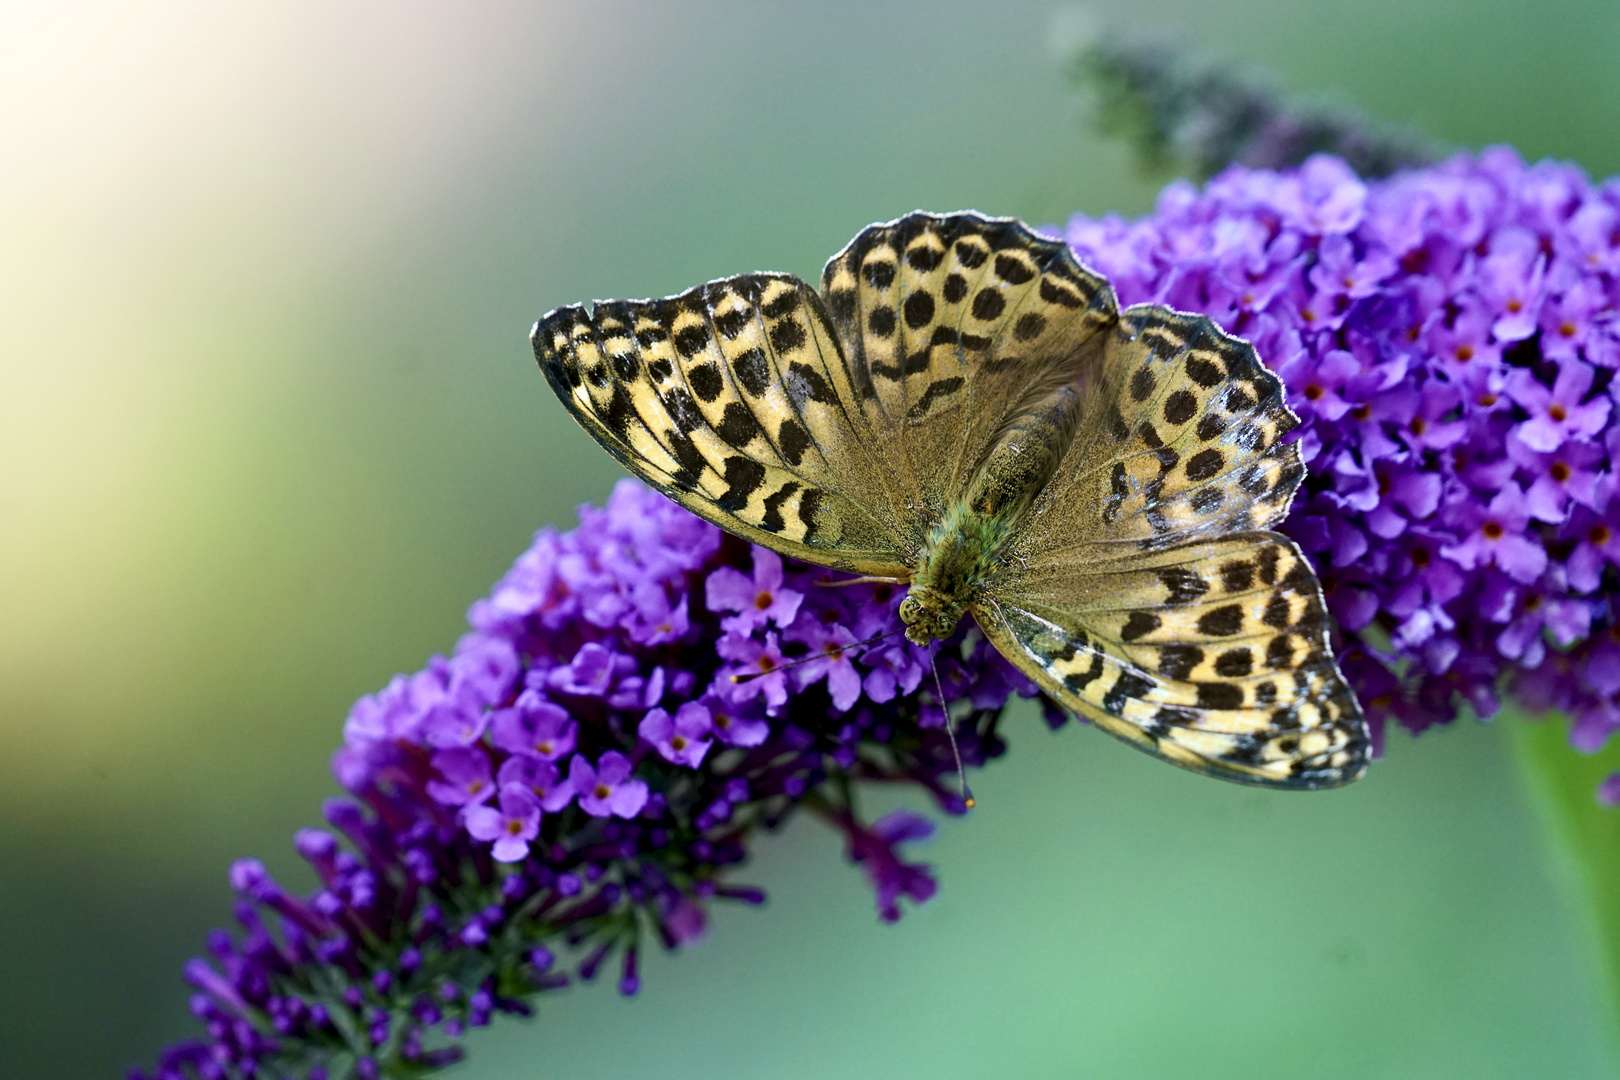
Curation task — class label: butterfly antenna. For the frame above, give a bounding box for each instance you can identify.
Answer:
[931,646,974,810]
[729,627,905,684]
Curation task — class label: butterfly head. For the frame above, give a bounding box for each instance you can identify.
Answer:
[899,588,964,646]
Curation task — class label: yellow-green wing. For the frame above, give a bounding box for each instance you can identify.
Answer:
[818,211,1118,519]
[981,306,1367,787]
[975,534,1368,788]
[533,273,913,576]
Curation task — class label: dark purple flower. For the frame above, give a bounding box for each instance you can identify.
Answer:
[638,703,714,768]
[547,642,634,698]
[465,785,542,862]
[1440,485,1548,584]
[706,547,803,634]
[699,693,771,748]
[494,755,575,812]
[569,752,649,819]
[489,693,578,762]
[1507,361,1611,452]
[426,748,495,808]
[716,631,790,709]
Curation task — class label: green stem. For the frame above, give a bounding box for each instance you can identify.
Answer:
[1511,711,1620,1051]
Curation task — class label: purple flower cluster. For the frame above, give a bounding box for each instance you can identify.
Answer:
[1064,149,1620,772]
[139,480,1031,1079]
[142,150,1620,1079]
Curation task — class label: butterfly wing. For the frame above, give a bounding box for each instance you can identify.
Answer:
[818,211,1118,518]
[534,274,914,576]
[980,307,1368,788]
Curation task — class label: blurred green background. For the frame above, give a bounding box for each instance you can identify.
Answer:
[4,1,1620,1076]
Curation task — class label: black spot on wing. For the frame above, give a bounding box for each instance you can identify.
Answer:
[713,307,749,340]
[760,481,800,533]
[761,290,800,319]
[906,244,943,272]
[665,428,705,488]
[1163,390,1198,425]
[1062,651,1106,692]
[664,389,704,433]
[1013,312,1046,341]
[674,324,710,358]
[1121,611,1161,641]
[734,349,770,396]
[1158,567,1209,605]
[1197,605,1244,636]
[994,253,1036,285]
[1186,448,1225,482]
[769,319,807,354]
[1213,648,1253,677]
[798,488,823,540]
[778,419,812,466]
[1157,645,1203,680]
[1220,561,1255,592]
[943,273,968,303]
[868,306,896,338]
[1103,461,1128,524]
[1265,634,1295,669]
[1130,367,1157,401]
[1103,672,1153,716]
[1039,277,1085,308]
[903,290,935,329]
[971,289,1005,321]
[954,239,988,269]
[785,363,832,406]
[1196,682,1244,710]
[688,363,723,403]
[862,259,896,289]
[716,402,760,449]
[1185,356,1224,387]
[906,376,964,420]
[717,456,765,511]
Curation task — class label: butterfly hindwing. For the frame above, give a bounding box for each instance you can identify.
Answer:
[976,532,1367,788]
[979,306,1365,787]
[1009,305,1305,566]
[534,275,913,575]
[820,212,1117,516]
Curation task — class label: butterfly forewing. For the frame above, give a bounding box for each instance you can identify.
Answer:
[820,213,1117,517]
[534,276,912,575]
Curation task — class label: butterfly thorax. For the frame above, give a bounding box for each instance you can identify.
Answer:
[900,379,1088,646]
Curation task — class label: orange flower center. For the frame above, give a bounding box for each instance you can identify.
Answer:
[1549,404,1568,422]
[1483,521,1504,540]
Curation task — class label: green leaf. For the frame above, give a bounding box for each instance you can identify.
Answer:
[1512,709,1620,1048]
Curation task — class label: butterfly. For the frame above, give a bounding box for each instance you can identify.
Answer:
[532,211,1369,789]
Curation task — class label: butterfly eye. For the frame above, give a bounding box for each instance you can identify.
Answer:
[899,596,922,623]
